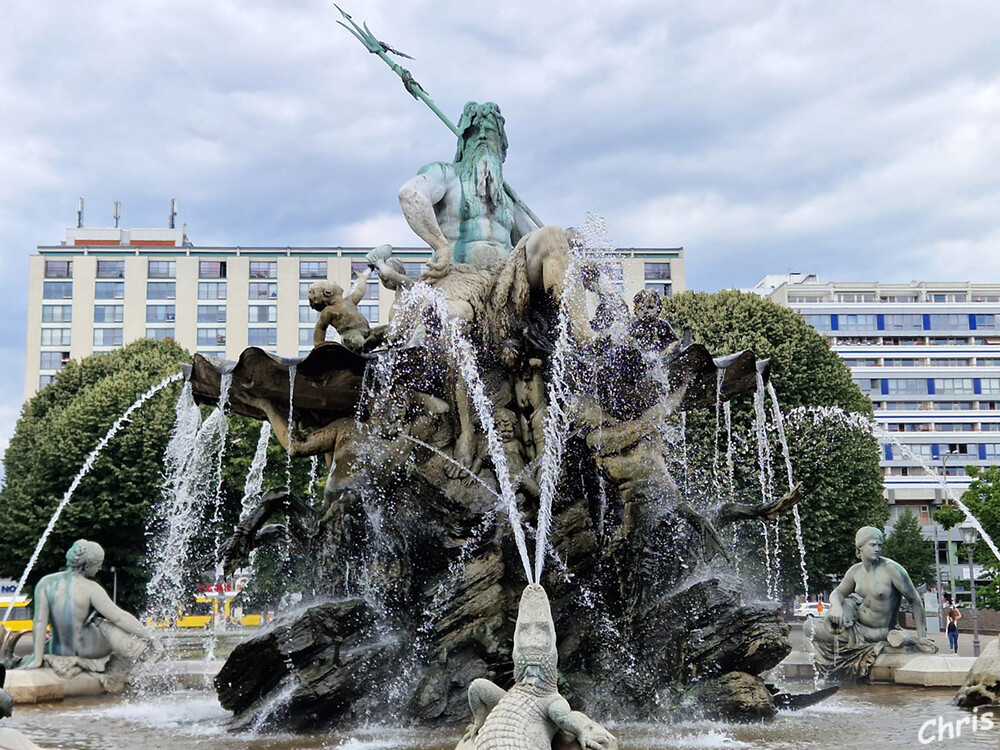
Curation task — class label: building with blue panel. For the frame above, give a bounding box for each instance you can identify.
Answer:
[754,274,1000,596]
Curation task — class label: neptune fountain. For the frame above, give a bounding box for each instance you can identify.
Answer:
[177,12,837,741]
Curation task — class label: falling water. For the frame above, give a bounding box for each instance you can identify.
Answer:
[145,372,233,622]
[2,373,183,626]
[418,286,534,583]
[308,455,320,501]
[766,382,810,600]
[680,411,689,495]
[713,368,724,482]
[286,364,297,489]
[753,373,779,600]
[208,375,233,561]
[533,255,585,584]
[723,400,742,581]
[241,423,272,521]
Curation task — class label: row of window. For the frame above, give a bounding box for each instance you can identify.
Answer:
[791,293,1000,304]
[42,279,384,304]
[805,313,997,332]
[834,336,1000,346]
[879,401,1000,410]
[44,259,333,280]
[885,422,1000,432]
[854,378,1000,395]
[38,302,380,347]
[843,357,1000,367]
[885,443,1000,461]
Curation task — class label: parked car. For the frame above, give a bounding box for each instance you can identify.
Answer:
[793,601,825,619]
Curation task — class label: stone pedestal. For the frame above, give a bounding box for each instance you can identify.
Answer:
[895,655,975,687]
[2,669,71,704]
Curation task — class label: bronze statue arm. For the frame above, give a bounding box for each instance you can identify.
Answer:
[24,580,50,669]
[828,567,858,627]
[314,308,336,347]
[89,584,157,642]
[714,483,805,526]
[890,560,929,641]
[346,270,371,305]
[399,165,453,276]
[373,259,414,290]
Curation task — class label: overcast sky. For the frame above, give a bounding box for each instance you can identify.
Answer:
[2,0,1000,465]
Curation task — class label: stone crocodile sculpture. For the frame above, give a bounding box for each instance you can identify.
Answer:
[455,584,618,750]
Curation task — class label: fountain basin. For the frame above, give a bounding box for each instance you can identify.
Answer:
[2,684,999,749]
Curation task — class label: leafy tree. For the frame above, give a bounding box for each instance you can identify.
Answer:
[663,290,885,596]
[0,338,190,611]
[883,509,935,587]
[933,503,965,531]
[0,337,329,617]
[949,466,1000,609]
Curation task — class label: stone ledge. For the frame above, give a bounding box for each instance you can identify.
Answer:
[3,669,69,704]
[2,660,225,704]
[895,655,976,687]
[778,650,976,687]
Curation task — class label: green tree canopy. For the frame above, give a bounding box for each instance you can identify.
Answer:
[0,338,190,611]
[883,509,935,587]
[663,290,885,596]
[950,465,1000,609]
[1,338,329,616]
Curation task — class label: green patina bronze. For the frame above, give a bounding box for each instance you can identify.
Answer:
[335,5,542,229]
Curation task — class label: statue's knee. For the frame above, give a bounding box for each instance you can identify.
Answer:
[529,225,568,257]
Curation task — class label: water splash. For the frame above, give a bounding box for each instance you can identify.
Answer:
[767,382,809,600]
[2,373,183,626]
[241,423,272,521]
[411,284,534,583]
[286,364,297,489]
[534,252,586,584]
[145,372,233,623]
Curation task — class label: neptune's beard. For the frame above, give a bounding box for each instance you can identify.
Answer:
[459,141,505,211]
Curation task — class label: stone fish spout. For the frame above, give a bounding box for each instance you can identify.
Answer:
[456,584,618,750]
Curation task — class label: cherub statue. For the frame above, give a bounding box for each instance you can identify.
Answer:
[629,289,677,354]
[467,407,539,501]
[308,270,371,351]
[366,244,415,317]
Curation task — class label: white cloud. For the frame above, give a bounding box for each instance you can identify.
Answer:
[3,0,1000,452]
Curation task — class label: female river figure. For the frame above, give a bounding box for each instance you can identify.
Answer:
[21,540,160,669]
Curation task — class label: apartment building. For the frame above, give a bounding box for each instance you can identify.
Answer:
[759,275,1000,588]
[27,224,684,397]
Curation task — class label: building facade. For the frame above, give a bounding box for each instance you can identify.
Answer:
[760,275,1000,591]
[26,225,684,397]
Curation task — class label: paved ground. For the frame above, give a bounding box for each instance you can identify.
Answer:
[788,619,995,657]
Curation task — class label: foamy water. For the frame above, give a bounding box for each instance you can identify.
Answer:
[5,683,998,750]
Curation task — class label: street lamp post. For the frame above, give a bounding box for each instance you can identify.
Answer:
[109,565,117,604]
[959,520,981,657]
[938,450,959,627]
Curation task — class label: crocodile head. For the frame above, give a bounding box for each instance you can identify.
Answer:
[512,584,558,690]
